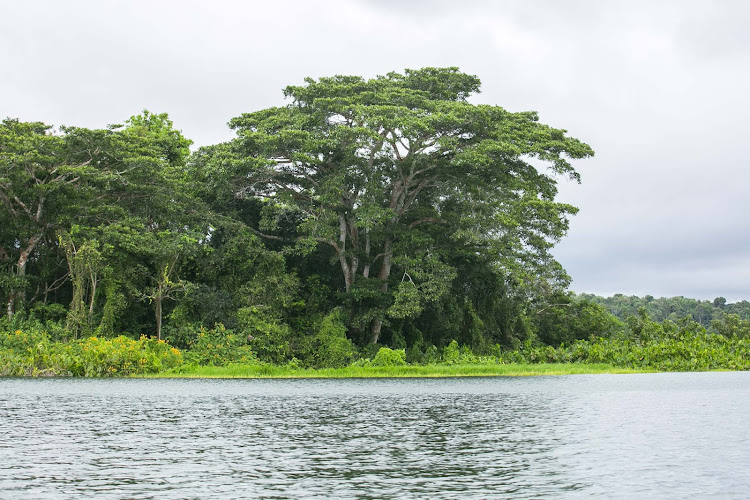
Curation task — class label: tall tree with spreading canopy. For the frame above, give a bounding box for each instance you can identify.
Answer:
[0,119,95,318]
[207,67,594,343]
[0,111,202,334]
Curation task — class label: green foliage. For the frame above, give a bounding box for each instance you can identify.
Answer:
[442,340,460,364]
[387,282,423,319]
[370,347,407,367]
[185,324,255,366]
[238,307,293,364]
[402,255,534,351]
[502,326,750,372]
[711,314,750,338]
[624,308,669,341]
[68,336,182,376]
[156,362,634,379]
[308,309,355,368]
[578,293,750,328]
[28,303,68,325]
[534,293,624,346]
[0,327,49,352]
[7,77,750,374]
[433,340,484,365]
[0,327,182,376]
[215,67,593,343]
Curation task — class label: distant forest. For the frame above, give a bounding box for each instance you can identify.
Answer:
[576,293,750,331]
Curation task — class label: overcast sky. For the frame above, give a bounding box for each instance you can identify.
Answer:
[2,0,749,301]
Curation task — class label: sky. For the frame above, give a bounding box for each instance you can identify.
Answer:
[2,0,749,302]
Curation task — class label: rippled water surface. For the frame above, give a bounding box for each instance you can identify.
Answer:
[1,373,749,498]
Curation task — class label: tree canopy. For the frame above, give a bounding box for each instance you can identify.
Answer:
[204,67,593,342]
[1,68,618,366]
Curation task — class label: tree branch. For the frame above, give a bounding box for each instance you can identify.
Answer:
[408,217,447,229]
[249,226,340,253]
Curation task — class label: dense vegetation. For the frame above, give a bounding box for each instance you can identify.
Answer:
[577,293,750,333]
[4,311,749,376]
[2,67,748,376]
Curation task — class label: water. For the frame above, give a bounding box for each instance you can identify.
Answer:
[1,373,748,499]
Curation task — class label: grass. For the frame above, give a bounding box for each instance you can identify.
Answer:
[142,362,647,379]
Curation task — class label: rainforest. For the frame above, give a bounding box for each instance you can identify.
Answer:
[2,68,749,377]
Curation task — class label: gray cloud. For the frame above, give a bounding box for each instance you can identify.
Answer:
[2,0,749,301]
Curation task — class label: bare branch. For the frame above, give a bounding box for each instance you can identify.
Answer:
[399,177,431,214]
[12,195,32,217]
[408,217,447,229]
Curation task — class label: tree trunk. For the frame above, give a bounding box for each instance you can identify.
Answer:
[6,296,14,322]
[339,253,353,293]
[370,317,384,344]
[6,234,42,319]
[89,269,98,317]
[155,296,163,340]
[337,213,353,293]
[362,228,371,278]
[369,238,393,344]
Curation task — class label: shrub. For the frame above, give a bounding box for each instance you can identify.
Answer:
[442,340,460,364]
[371,347,406,367]
[309,309,355,368]
[0,327,49,352]
[237,307,293,364]
[185,323,255,366]
[68,336,183,376]
[499,329,750,371]
[0,328,183,377]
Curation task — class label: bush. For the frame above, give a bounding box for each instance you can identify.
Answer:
[0,327,49,352]
[0,327,183,377]
[28,303,68,325]
[371,347,406,367]
[308,309,355,368]
[237,307,293,364]
[67,336,183,376]
[499,328,750,371]
[442,340,460,364]
[185,324,255,366]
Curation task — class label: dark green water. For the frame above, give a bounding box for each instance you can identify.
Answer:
[1,372,748,498]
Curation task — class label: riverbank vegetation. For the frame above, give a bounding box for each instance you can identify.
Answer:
[3,311,749,377]
[2,67,748,378]
[0,327,181,377]
[150,362,642,378]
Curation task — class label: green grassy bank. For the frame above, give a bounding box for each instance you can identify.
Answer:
[145,362,645,379]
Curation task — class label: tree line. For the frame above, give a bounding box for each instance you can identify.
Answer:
[576,293,750,338]
[7,67,739,366]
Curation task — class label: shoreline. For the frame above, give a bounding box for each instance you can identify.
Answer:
[139,362,650,379]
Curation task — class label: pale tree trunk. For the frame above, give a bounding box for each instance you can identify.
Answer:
[6,296,13,322]
[6,194,46,320]
[362,228,371,278]
[155,295,163,340]
[338,213,352,293]
[337,213,360,293]
[89,272,97,317]
[365,177,430,343]
[6,234,42,320]
[370,238,393,344]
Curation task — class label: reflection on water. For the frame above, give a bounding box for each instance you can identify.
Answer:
[1,373,749,498]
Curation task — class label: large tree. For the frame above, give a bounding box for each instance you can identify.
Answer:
[203,67,594,343]
[0,112,202,332]
[0,119,95,318]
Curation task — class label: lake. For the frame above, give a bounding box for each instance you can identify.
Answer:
[1,372,748,498]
